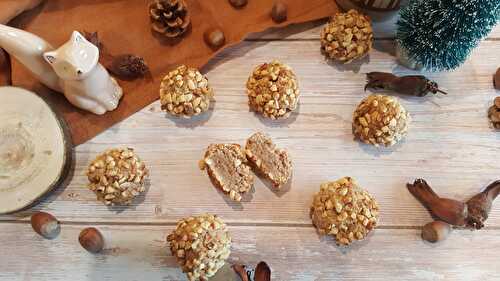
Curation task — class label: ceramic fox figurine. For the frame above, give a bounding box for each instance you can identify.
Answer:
[0,25,122,115]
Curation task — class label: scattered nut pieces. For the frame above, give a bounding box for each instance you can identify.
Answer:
[489,97,500,129]
[310,177,379,246]
[79,227,104,253]
[30,212,60,239]
[204,28,226,49]
[149,0,191,38]
[271,1,287,23]
[352,94,410,147]
[422,221,451,243]
[320,9,373,63]
[245,132,292,188]
[200,144,254,202]
[160,65,214,118]
[87,148,149,206]
[494,67,500,90]
[247,60,299,119]
[228,0,248,8]
[167,214,231,281]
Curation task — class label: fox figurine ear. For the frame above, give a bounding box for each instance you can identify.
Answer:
[71,31,86,43]
[43,51,57,64]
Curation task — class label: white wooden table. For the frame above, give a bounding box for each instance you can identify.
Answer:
[1,20,500,281]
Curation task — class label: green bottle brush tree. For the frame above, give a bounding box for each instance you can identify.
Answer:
[396,0,500,72]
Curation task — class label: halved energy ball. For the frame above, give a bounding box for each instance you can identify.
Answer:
[245,132,292,188]
[200,144,254,201]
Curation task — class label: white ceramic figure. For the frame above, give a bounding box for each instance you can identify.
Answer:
[0,25,122,115]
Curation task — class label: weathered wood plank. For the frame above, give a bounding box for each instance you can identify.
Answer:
[247,17,500,40]
[1,39,499,227]
[0,223,499,281]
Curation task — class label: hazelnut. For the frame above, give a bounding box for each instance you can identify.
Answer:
[494,68,500,90]
[271,1,287,23]
[204,28,226,49]
[422,221,451,243]
[228,0,247,8]
[79,227,104,253]
[31,212,60,239]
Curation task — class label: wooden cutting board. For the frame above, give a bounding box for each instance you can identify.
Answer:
[8,0,338,145]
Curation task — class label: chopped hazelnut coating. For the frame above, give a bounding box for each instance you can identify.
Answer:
[167,214,231,281]
[320,9,373,63]
[87,148,149,206]
[245,132,292,188]
[160,65,214,118]
[310,177,379,246]
[352,94,410,147]
[246,60,299,119]
[488,97,500,129]
[200,144,254,202]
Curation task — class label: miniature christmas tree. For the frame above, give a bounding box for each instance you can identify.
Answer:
[396,0,500,72]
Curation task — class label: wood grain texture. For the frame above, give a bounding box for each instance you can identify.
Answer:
[10,0,338,145]
[1,19,500,281]
[1,223,499,281]
[2,39,499,227]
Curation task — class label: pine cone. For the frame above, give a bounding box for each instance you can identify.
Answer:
[149,0,191,38]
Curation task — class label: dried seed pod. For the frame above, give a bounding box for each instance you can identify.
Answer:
[365,72,448,96]
[422,221,451,243]
[407,179,468,226]
[109,54,149,79]
[310,177,379,246]
[271,1,287,23]
[87,148,149,206]
[204,28,226,49]
[321,9,373,63]
[31,212,60,239]
[465,180,500,229]
[228,0,248,8]
[352,94,410,147]
[167,214,231,281]
[494,67,500,90]
[79,227,104,253]
[246,60,299,119]
[160,65,214,118]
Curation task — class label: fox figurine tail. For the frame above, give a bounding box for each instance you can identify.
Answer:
[0,24,62,92]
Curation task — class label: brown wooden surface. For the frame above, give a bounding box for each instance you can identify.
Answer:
[9,0,338,145]
[1,7,500,281]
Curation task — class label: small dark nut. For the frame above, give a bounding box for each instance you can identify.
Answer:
[229,0,248,8]
[495,97,500,108]
[422,221,451,243]
[79,227,104,253]
[204,28,226,49]
[31,212,60,239]
[109,54,149,79]
[271,1,287,23]
[494,68,500,90]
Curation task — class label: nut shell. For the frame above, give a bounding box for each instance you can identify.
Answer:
[160,65,214,118]
[422,221,451,243]
[79,227,104,253]
[167,214,231,281]
[246,60,299,119]
[87,148,149,206]
[310,177,379,245]
[352,94,410,146]
[320,9,373,63]
[31,212,60,239]
[489,97,500,129]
